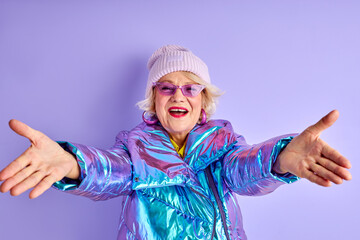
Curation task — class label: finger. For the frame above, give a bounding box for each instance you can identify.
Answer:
[306,110,339,137]
[10,170,46,196]
[303,168,331,187]
[0,164,36,193]
[8,119,41,144]
[29,175,57,199]
[316,151,352,181]
[320,139,352,169]
[310,162,343,185]
[0,152,31,181]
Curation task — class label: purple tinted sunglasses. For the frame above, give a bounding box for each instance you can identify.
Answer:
[153,82,205,97]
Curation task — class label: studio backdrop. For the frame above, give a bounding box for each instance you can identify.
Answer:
[0,1,359,240]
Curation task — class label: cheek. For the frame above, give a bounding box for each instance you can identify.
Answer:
[191,96,203,111]
[188,96,202,121]
[155,94,169,117]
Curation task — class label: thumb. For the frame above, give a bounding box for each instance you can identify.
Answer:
[8,119,40,143]
[307,110,339,136]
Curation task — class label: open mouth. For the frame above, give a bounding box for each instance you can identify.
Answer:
[168,107,189,118]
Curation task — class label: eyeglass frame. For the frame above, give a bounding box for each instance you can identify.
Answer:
[152,82,206,97]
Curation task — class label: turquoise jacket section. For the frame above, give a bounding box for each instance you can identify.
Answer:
[53,119,300,240]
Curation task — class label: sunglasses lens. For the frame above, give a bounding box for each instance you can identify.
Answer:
[183,85,203,97]
[157,82,175,95]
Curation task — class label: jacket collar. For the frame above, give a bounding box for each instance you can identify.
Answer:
[128,120,237,190]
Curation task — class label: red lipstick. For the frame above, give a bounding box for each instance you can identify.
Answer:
[168,107,189,118]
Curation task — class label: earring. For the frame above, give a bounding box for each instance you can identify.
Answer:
[142,111,158,125]
[200,109,207,125]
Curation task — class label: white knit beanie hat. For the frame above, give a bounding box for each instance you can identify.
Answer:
[145,44,210,98]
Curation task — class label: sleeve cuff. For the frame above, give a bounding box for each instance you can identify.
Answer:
[269,135,301,184]
[52,141,86,191]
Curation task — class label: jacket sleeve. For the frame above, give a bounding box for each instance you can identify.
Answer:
[222,133,300,196]
[52,131,133,201]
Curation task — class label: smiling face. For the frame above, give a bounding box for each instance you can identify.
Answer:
[155,71,203,147]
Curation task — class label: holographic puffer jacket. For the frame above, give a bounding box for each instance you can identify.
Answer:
[54,119,300,240]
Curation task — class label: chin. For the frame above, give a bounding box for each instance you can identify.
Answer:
[167,123,193,135]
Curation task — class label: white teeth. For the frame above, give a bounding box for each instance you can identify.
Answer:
[170,109,187,112]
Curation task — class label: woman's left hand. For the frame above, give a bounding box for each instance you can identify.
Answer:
[272,110,352,187]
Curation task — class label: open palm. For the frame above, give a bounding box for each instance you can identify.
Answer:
[0,120,79,199]
[273,110,352,186]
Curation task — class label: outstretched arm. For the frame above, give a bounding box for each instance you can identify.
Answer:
[272,110,352,186]
[222,132,299,196]
[0,119,80,199]
[0,119,133,201]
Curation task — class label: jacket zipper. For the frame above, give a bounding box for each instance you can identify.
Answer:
[190,188,217,240]
[205,167,231,240]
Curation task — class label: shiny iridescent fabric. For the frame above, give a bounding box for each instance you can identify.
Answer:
[53,120,299,240]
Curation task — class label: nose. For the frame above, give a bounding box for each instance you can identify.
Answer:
[171,88,185,102]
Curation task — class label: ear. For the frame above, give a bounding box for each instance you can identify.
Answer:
[201,91,206,109]
[151,88,157,112]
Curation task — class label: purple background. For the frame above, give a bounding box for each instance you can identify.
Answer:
[0,1,359,239]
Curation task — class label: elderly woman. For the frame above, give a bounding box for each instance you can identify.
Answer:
[0,45,352,240]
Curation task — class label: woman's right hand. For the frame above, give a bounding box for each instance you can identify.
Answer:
[0,119,80,199]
